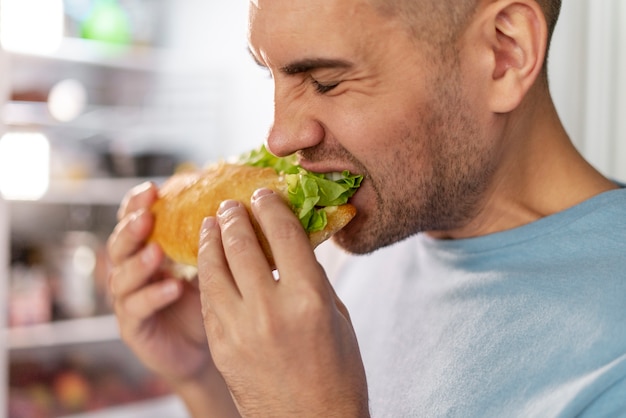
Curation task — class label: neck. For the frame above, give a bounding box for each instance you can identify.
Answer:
[430,90,618,240]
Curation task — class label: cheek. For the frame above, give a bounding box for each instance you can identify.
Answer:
[325,95,430,171]
[336,107,430,214]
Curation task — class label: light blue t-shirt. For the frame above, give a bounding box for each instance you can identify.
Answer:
[334,188,626,417]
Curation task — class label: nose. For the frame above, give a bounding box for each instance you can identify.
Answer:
[266,89,325,158]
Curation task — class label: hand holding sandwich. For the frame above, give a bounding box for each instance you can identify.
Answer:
[197,187,369,417]
[107,147,369,417]
[107,182,241,417]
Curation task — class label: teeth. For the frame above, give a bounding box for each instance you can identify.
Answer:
[325,172,344,181]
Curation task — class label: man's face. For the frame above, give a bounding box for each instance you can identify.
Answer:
[248,0,497,254]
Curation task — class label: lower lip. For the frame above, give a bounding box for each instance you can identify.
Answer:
[349,182,369,209]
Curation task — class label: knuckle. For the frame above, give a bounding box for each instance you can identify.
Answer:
[105,235,118,265]
[108,267,121,297]
[297,289,327,316]
[267,217,303,242]
[288,284,331,327]
[224,233,257,257]
[256,309,281,339]
[108,211,153,264]
[198,272,226,305]
[106,223,126,264]
[117,190,139,221]
[118,182,155,220]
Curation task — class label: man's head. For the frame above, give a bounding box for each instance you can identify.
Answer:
[248,0,559,253]
[368,0,562,75]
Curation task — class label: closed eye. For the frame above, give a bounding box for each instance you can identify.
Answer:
[311,77,340,94]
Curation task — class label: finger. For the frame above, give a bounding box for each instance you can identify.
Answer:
[116,278,183,325]
[215,200,275,299]
[251,188,322,284]
[117,181,158,221]
[107,209,154,266]
[197,216,241,317]
[109,242,164,300]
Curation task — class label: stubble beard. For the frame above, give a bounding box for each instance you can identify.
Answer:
[333,67,498,255]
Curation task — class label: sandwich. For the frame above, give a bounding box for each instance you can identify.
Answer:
[149,145,362,278]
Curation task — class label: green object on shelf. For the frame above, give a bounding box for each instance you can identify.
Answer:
[81,0,131,45]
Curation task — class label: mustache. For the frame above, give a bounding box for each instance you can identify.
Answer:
[297,145,368,175]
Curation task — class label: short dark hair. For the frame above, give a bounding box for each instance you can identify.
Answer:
[540,0,563,42]
[368,0,476,46]
[369,0,562,77]
[370,0,562,45]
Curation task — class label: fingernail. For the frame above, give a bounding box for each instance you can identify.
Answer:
[217,200,241,216]
[135,181,153,195]
[252,188,274,201]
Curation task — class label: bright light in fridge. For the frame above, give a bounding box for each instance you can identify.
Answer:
[0,132,50,200]
[0,0,65,55]
[48,79,88,122]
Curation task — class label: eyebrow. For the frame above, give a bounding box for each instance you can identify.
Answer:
[247,47,352,74]
[280,58,353,75]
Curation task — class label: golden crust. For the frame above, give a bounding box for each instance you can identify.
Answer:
[149,162,356,270]
[309,205,357,248]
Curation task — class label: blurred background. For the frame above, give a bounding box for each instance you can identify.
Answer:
[0,1,624,417]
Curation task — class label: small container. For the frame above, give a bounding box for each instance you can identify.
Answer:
[56,232,100,319]
[9,265,52,327]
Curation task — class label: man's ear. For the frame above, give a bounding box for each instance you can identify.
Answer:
[473,0,548,113]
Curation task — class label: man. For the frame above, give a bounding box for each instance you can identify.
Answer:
[107,0,626,416]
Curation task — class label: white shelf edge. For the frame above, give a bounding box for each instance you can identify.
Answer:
[6,314,120,350]
[7,177,166,206]
[2,101,146,132]
[43,177,158,205]
[9,37,168,71]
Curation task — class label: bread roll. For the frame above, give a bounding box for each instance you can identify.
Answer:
[149,162,356,273]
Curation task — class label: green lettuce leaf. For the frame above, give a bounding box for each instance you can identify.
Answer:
[238,145,363,233]
[238,145,300,174]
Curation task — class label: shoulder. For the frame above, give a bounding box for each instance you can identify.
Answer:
[558,187,626,245]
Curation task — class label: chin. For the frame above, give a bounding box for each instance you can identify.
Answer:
[331,185,379,254]
[331,214,376,255]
